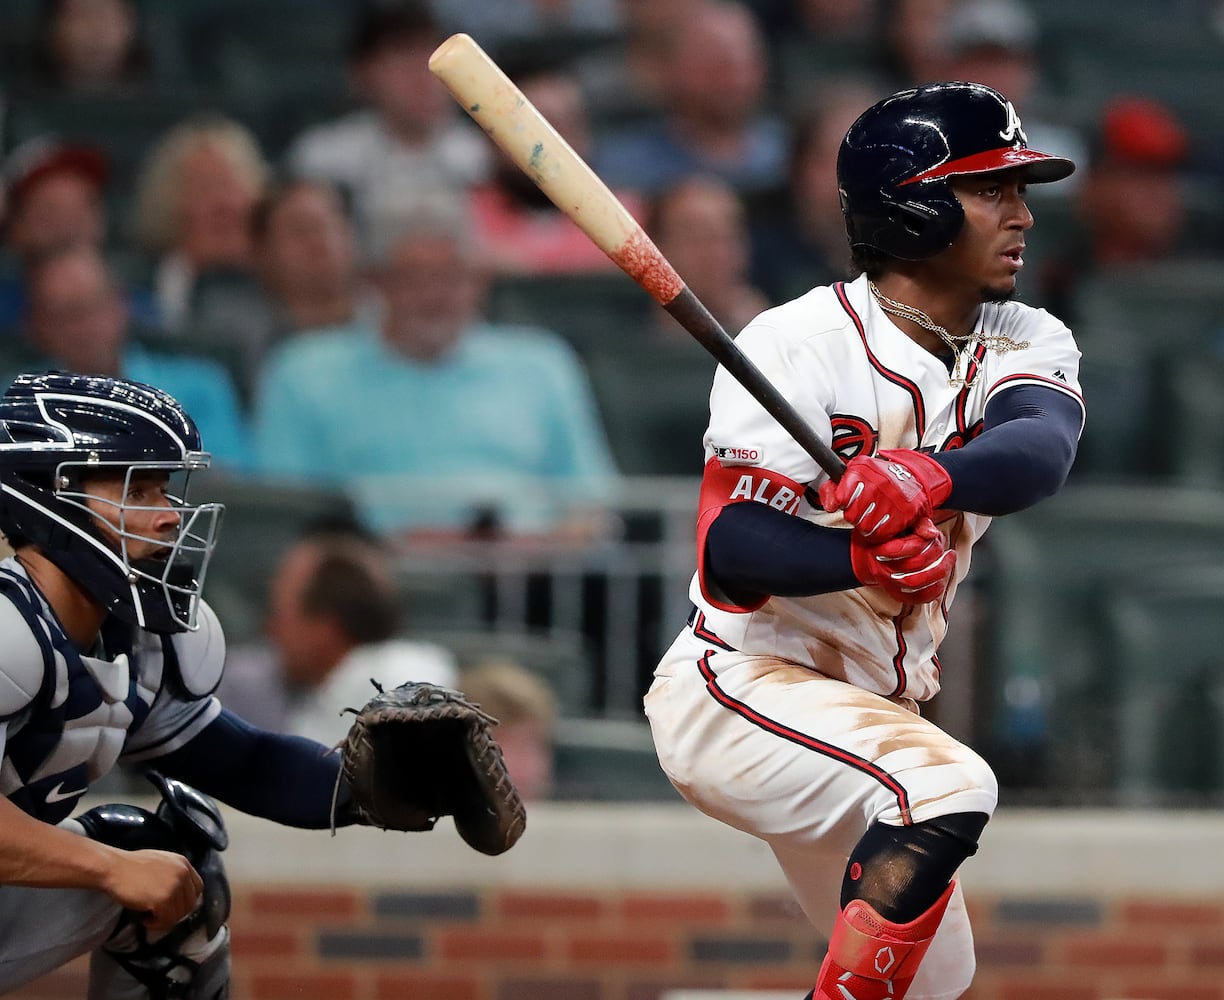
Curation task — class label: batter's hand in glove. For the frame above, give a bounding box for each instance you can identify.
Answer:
[819,449,953,541]
[849,516,955,605]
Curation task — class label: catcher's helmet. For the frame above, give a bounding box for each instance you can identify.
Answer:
[837,81,1075,261]
[0,372,223,633]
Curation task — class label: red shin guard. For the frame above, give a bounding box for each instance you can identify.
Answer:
[812,880,956,1000]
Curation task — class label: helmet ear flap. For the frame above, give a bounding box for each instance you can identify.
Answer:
[873,189,964,260]
[888,202,937,238]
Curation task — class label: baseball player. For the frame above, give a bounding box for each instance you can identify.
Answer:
[0,371,373,998]
[645,82,1084,1000]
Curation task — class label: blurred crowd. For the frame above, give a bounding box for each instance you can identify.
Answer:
[4,0,1224,542]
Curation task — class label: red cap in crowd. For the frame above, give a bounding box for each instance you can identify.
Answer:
[1098,97,1189,168]
[5,140,109,208]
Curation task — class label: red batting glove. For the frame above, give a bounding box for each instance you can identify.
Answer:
[849,517,956,605]
[818,449,953,541]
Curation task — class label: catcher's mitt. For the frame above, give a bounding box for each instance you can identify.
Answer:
[339,681,527,856]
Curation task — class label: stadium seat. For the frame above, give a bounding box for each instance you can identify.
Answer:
[415,626,594,715]
[485,272,653,360]
[551,717,680,801]
[1063,321,1158,482]
[1071,260,1224,348]
[979,483,1224,799]
[584,345,715,477]
[1166,351,1224,487]
[1102,568,1224,803]
[1068,262,1224,481]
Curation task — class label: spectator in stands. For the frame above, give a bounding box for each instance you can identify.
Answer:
[428,0,621,51]
[27,0,151,95]
[131,113,270,333]
[190,177,382,386]
[1037,96,1192,324]
[284,2,491,258]
[761,0,882,112]
[2,140,107,263]
[253,199,618,541]
[469,65,645,275]
[0,139,119,333]
[11,245,250,467]
[459,659,557,801]
[593,0,787,197]
[938,0,1086,196]
[575,0,701,123]
[792,0,877,37]
[749,80,883,303]
[219,528,458,744]
[649,175,769,338]
[877,0,954,87]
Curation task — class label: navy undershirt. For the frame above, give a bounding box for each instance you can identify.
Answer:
[155,707,354,830]
[703,384,1082,602]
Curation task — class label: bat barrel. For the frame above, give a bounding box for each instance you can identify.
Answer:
[429,33,684,305]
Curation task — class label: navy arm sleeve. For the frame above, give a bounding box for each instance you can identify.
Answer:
[931,385,1081,516]
[152,707,353,830]
[704,501,859,603]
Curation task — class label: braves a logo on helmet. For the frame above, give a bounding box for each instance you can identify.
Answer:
[998,100,1028,146]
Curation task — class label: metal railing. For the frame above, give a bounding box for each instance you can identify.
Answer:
[393,476,701,717]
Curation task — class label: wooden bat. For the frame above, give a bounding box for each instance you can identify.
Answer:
[428,32,845,482]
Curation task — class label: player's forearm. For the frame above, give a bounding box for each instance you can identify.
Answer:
[704,501,859,601]
[0,795,121,890]
[156,708,347,830]
[931,386,1081,515]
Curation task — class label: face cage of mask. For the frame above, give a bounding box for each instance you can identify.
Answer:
[54,459,224,631]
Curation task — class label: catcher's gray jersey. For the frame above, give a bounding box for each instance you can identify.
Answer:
[0,557,223,825]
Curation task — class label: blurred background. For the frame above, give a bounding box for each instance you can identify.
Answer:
[8,2,1224,998]
[4,0,1224,815]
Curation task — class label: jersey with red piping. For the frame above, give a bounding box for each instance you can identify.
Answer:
[692,272,1084,702]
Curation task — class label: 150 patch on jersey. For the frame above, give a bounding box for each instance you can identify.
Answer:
[712,443,766,466]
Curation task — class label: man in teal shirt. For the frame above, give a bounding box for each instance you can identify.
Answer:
[253,208,618,538]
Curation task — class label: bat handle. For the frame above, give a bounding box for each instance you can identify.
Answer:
[663,289,847,483]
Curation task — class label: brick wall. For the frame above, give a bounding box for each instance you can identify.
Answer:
[10,805,1224,999]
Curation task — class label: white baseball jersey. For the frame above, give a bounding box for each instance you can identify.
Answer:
[690,272,1085,703]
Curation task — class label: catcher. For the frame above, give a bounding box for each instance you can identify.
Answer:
[0,372,525,1000]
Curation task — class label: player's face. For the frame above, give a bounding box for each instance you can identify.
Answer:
[938,170,1034,302]
[83,470,181,562]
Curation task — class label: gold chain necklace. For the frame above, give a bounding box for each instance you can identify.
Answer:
[867,280,1029,388]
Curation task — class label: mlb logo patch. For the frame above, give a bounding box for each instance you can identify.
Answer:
[712,444,765,466]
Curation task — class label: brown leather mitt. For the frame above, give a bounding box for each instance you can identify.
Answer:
[339,681,527,856]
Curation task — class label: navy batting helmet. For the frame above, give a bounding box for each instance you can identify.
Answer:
[0,372,223,633]
[837,81,1075,261]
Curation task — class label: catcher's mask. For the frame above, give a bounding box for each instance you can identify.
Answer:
[837,81,1076,261]
[0,372,224,633]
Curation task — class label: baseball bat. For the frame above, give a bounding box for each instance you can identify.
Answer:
[428,33,845,482]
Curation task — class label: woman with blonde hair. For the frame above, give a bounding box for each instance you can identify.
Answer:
[131,113,270,332]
